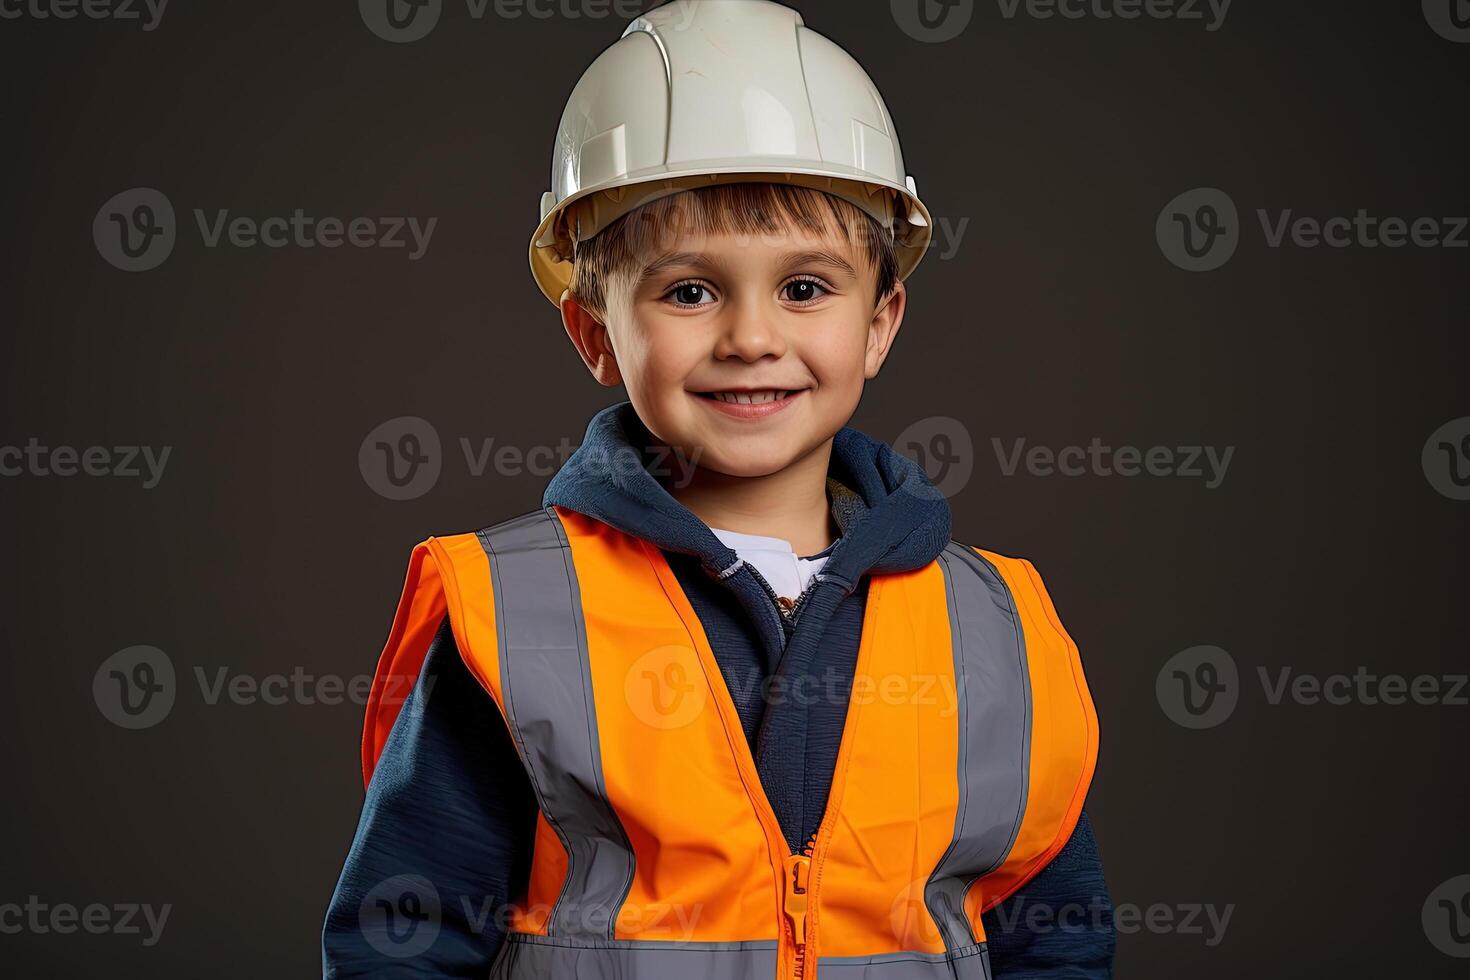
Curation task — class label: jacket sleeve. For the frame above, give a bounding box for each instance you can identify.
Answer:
[979,809,1115,978]
[322,616,540,978]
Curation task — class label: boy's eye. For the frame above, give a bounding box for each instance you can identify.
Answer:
[783,278,829,304]
[666,281,714,307]
[662,277,831,308]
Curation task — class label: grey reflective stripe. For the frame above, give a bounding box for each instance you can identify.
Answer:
[924,544,1033,951]
[491,935,779,980]
[821,943,992,980]
[478,508,635,940]
[490,935,990,980]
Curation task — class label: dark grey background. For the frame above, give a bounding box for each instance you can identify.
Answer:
[2,0,1467,976]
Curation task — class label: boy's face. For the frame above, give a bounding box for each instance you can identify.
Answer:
[561,217,907,480]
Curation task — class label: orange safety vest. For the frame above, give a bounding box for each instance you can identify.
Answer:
[363,505,1099,980]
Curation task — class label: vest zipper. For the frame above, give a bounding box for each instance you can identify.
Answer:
[783,828,821,979]
[722,555,831,976]
[783,852,810,978]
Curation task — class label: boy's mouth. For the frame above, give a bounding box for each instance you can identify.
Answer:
[691,388,807,418]
[695,389,801,405]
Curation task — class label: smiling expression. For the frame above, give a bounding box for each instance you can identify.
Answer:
[560,194,908,479]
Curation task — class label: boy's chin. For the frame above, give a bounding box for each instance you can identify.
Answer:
[684,441,815,481]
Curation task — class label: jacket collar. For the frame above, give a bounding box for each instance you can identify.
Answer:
[541,400,953,591]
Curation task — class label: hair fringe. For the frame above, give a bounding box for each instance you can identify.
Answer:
[569,183,900,320]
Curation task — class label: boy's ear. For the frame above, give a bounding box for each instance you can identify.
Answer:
[863,280,907,380]
[560,289,623,387]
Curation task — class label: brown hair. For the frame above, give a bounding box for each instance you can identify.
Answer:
[568,182,900,322]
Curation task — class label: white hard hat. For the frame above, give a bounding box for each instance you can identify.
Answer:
[529,0,934,308]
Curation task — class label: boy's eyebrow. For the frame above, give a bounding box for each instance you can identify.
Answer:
[778,249,859,279]
[637,248,859,285]
[636,251,721,285]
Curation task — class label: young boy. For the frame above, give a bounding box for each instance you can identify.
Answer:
[323,2,1112,977]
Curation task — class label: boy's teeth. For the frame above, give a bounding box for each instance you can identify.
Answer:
[711,390,786,405]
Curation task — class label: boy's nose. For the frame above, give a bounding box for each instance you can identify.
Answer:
[713,303,789,362]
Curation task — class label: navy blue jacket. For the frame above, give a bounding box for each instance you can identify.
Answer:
[323,400,1114,977]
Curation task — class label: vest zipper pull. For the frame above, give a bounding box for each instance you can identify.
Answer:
[783,851,811,949]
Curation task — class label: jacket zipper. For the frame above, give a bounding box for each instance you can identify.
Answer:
[745,562,823,628]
